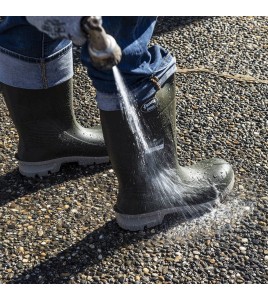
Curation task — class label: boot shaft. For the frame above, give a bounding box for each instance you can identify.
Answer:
[1,79,107,162]
[2,79,76,133]
[2,80,78,160]
[100,75,178,213]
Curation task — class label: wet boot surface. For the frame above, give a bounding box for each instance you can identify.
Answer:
[0,17,267,284]
[100,74,234,230]
[1,79,108,177]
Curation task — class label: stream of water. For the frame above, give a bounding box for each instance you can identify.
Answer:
[112,66,251,231]
[112,66,214,217]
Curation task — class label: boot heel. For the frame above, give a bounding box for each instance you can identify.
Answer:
[115,206,189,231]
[19,160,62,177]
[116,211,165,231]
[19,155,110,177]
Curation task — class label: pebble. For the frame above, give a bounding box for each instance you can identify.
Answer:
[209,259,216,264]
[37,230,44,237]
[165,257,174,262]
[143,268,150,274]
[18,247,24,254]
[162,267,169,275]
[0,16,267,285]
[93,276,100,281]
[175,255,183,262]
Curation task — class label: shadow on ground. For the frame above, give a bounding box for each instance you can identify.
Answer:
[8,212,196,284]
[0,162,111,207]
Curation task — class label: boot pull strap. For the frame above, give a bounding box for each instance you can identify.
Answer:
[150,76,161,91]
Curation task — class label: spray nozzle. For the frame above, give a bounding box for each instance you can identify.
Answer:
[81,16,122,71]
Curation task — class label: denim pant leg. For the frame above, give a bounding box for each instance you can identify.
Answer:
[0,17,73,89]
[0,17,176,108]
[81,17,177,111]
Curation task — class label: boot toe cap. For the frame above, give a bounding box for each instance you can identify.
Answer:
[180,158,235,194]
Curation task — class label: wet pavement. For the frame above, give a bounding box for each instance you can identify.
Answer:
[0,16,267,283]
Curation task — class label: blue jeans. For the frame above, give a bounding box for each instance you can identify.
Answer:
[0,17,176,111]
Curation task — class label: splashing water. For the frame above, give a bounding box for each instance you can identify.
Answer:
[112,66,251,229]
[112,66,216,217]
[161,197,253,241]
[112,67,188,208]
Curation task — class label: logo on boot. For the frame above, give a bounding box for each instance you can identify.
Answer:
[140,97,158,113]
[146,138,165,154]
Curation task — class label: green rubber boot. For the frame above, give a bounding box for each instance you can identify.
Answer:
[100,74,234,231]
[1,79,109,177]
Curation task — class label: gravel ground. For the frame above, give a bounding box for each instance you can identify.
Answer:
[0,16,267,284]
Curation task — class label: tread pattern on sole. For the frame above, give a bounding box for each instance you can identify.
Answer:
[19,156,109,177]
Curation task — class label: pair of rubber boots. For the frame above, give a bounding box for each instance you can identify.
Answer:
[1,75,234,231]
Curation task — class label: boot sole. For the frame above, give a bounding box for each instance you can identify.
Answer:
[116,175,235,231]
[18,156,109,177]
